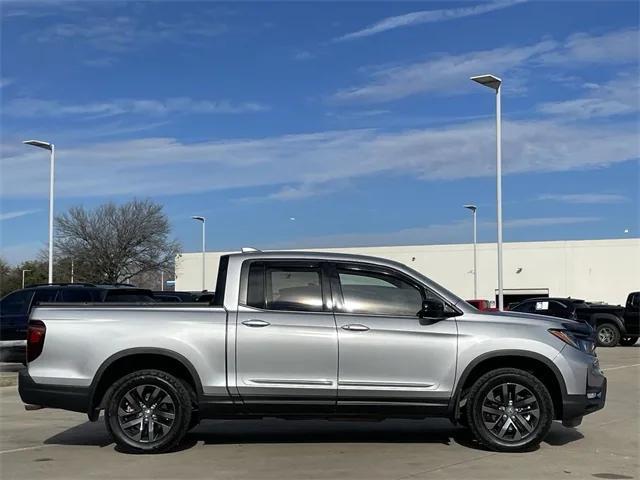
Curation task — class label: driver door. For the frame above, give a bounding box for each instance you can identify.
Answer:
[331,263,458,413]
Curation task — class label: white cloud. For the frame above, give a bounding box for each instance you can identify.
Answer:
[3,97,269,118]
[0,209,40,221]
[539,28,639,65]
[335,1,526,41]
[331,40,557,104]
[538,193,629,205]
[0,78,13,89]
[1,118,637,199]
[538,74,639,119]
[331,28,638,105]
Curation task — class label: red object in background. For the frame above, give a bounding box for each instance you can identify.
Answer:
[467,299,499,311]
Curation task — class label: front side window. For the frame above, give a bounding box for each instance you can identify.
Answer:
[338,269,423,317]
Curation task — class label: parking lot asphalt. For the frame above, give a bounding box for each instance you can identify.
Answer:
[0,346,638,480]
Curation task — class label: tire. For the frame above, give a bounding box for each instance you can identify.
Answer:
[105,369,192,454]
[466,368,553,452]
[596,323,620,347]
[619,336,639,347]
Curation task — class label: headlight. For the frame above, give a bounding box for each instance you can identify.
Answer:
[549,329,596,354]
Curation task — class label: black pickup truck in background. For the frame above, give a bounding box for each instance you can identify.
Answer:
[0,283,156,363]
[510,292,640,347]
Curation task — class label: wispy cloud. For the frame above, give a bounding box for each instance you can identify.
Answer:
[0,78,13,89]
[293,50,314,61]
[538,28,639,65]
[4,97,269,118]
[26,14,227,53]
[2,118,637,199]
[0,209,40,221]
[269,216,600,249]
[331,40,556,104]
[335,0,526,42]
[331,28,638,105]
[504,217,601,228]
[538,193,629,205]
[538,73,639,119]
[83,57,117,68]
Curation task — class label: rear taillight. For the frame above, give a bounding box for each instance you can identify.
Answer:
[27,320,46,363]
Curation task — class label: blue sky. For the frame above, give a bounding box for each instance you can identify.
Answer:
[1,0,638,264]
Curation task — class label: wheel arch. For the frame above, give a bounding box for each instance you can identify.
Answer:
[592,314,625,334]
[88,348,203,420]
[449,350,567,422]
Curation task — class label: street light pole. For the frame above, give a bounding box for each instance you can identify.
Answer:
[464,205,478,299]
[191,216,206,291]
[22,269,31,289]
[23,140,55,284]
[470,74,504,311]
[160,270,164,291]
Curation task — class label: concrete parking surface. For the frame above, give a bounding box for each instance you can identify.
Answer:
[1,347,638,480]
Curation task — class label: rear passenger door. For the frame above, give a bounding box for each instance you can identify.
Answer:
[235,261,338,411]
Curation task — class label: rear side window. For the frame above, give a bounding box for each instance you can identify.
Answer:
[104,292,155,302]
[246,262,324,312]
[337,269,423,317]
[60,288,94,302]
[0,290,34,315]
[32,288,59,305]
[513,301,535,313]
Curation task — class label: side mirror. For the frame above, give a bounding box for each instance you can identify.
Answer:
[419,299,447,319]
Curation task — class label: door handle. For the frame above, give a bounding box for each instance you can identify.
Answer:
[242,319,271,328]
[341,323,370,332]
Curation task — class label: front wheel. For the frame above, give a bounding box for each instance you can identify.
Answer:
[105,369,192,454]
[619,336,638,347]
[596,323,620,347]
[466,368,553,452]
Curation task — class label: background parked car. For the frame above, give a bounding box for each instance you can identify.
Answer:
[510,294,639,347]
[0,284,156,363]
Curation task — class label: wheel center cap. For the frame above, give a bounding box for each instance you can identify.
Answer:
[506,406,515,415]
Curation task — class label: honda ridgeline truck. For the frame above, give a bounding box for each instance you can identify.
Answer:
[19,252,606,453]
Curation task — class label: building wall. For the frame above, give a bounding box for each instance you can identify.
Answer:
[175,238,640,306]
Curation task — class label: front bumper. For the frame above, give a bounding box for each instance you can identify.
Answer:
[19,370,90,414]
[561,357,607,427]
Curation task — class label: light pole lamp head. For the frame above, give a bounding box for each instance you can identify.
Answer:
[464,204,477,213]
[23,139,53,151]
[191,216,205,223]
[470,74,502,91]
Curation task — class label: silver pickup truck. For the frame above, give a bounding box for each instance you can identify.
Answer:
[19,251,606,453]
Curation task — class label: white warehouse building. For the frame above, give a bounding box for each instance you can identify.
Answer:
[175,238,639,306]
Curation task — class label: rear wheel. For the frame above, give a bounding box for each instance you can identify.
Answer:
[466,368,553,452]
[596,323,620,347]
[619,336,638,346]
[105,369,192,454]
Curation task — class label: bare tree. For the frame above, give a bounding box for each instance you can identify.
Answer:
[55,199,181,284]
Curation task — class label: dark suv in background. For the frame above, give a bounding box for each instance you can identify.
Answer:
[0,284,155,363]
